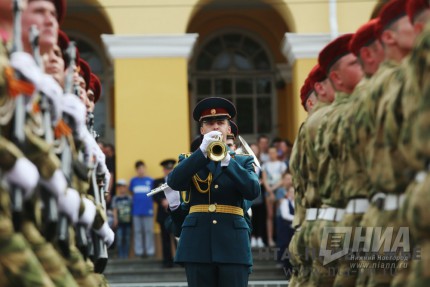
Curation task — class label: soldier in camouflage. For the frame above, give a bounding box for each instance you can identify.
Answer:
[288,71,318,287]
[330,18,384,287]
[352,2,416,287]
[311,33,363,287]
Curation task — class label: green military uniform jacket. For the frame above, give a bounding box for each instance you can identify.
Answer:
[290,121,307,228]
[400,24,430,169]
[167,148,260,266]
[345,60,399,199]
[337,78,372,200]
[354,59,415,197]
[315,92,351,208]
[302,102,330,208]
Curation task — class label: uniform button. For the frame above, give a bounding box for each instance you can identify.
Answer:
[213,220,217,224]
[214,184,219,189]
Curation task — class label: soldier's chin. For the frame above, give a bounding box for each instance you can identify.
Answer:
[40,38,58,52]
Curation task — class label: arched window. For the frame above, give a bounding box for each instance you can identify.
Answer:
[191,33,276,139]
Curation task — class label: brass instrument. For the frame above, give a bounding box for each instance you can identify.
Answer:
[207,135,228,162]
[236,135,261,168]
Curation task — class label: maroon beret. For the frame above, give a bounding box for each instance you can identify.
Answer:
[57,30,69,51]
[349,19,380,56]
[318,33,354,74]
[406,0,430,22]
[57,30,69,68]
[54,0,66,24]
[78,59,91,90]
[29,0,66,24]
[89,73,101,103]
[300,77,314,111]
[376,0,407,36]
[308,64,326,85]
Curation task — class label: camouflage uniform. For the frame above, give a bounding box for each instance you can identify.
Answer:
[65,227,100,287]
[20,126,82,287]
[351,60,403,287]
[301,102,330,287]
[0,139,55,287]
[398,25,430,287]
[310,93,350,287]
[331,79,372,287]
[1,38,79,287]
[289,122,308,287]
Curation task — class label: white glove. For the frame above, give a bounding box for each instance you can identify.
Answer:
[5,157,39,199]
[40,169,67,198]
[80,127,98,162]
[10,52,43,88]
[104,172,111,194]
[79,197,96,230]
[94,221,115,247]
[89,142,108,174]
[79,127,94,150]
[58,188,81,224]
[95,152,108,175]
[200,131,222,157]
[220,153,231,167]
[163,185,180,211]
[254,165,261,175]
[38,74,63,125]
[62,93,87,133]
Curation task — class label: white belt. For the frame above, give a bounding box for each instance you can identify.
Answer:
[318,207,345,222]
[305,208,319,221]
[371,192,405,211]
[345,198,369,214]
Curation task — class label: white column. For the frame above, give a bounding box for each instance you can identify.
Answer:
[101,34,199,60]
[281,33,332,66]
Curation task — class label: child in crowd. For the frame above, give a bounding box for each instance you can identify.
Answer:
[112,179,133,259]
[262,146,287,247]
[276,185,295,273]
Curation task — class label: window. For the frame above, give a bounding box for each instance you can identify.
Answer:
[192,33,276,139]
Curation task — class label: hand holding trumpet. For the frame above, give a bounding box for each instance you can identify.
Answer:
[199,131,222,156]
[200,131,229,162]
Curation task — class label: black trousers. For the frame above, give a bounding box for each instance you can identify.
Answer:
[185,263,249,287]
[160,222,173,266]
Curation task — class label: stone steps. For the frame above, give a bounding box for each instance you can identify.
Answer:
[104,247,288,284]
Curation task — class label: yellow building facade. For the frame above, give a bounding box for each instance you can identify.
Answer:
[63,0,378,181]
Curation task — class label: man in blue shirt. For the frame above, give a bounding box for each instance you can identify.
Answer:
[129,160,154,257]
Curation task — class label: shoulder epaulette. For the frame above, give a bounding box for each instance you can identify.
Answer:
[180,153,192,158]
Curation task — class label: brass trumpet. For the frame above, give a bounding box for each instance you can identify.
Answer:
[207,135,228,162]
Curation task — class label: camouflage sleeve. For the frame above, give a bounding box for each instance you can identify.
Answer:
[407,26,430,163]
[366,59,422,193]
[397,69,424,170]
[290,124,306,228]
[290,124,306,193]
[315,111,332,192]
[0,136,23,171]
[316,108,343,202]
[23,125,60,179]
[302,105,329,207]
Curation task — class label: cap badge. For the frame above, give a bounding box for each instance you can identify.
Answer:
[211,109,216,115]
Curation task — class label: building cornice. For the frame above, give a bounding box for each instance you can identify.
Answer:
[101,34,199,60]
[282,33,332,65]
